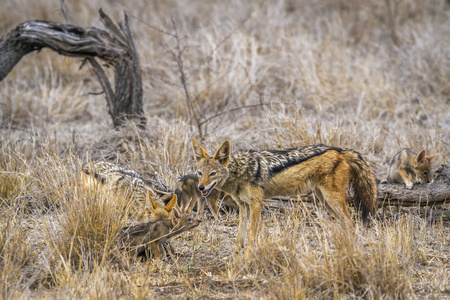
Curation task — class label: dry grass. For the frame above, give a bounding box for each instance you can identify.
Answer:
[1,0,449,298]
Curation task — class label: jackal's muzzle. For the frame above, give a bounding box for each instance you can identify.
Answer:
[198,182,217,197]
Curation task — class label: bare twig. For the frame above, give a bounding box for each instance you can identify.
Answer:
[187,16,250,80]
[87,57,115,114]
[199,103,267,126]
[128,13,177,37]
[166,17,203,137]
[60,0,71,25]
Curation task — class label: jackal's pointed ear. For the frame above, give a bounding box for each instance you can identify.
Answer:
[416,150,426,163]
[213,140,231,166]
[164,194,177,212]
[191,138,209,162]
[148,190,158,211]
[426,154,437,161]
[172,206,181,220]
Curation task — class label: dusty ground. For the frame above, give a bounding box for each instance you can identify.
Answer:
[1,0,449,299]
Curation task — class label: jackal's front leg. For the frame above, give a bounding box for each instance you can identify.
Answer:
[236,202,249,253]
[411,171,423,184]
[398,167,413,189]
[207,197,218,216]
[247,200,263,251]
[151,242,162,260]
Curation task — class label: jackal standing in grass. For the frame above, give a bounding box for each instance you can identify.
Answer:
[120,198,201,260]
[174,174,237,216]
[82,161,177,223]
[386,148,437,189]
[191,138,377,253]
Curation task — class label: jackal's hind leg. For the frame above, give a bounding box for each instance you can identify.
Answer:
[316,187,354,227]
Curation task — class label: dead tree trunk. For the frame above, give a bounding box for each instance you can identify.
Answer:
[0,9,145,128]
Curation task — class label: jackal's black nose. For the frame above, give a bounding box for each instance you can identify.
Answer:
[198,185,205,191]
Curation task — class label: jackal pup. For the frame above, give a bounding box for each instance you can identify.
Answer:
[82,161,177,223]
[386,148,437,189]
[120,198,201,260]
[175,174,237,216]
[191,138,377,253]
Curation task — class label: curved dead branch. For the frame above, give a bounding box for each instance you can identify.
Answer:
[0,9,145,128]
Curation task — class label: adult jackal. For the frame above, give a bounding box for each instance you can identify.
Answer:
[191,138,377,253]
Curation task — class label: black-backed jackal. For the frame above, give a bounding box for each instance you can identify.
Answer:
[81,161,177,223]
[120,203,201,260]
[386,148,437,189]
[174,174,237,216]
[191,138,377,253]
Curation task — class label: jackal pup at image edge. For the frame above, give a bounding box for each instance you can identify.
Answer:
[191,138,377,253]
[82,161,177,223]
[120,196,201,260]
[386,148,437,189]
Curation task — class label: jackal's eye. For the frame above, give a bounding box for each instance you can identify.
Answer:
[423,171,428,175]
[187,218,192,222]
[197,170,203,176]
[210,171,217,176]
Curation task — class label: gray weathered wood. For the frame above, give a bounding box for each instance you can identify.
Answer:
[0,9,145,128]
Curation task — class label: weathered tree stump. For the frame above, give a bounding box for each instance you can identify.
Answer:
[0,9,145,128]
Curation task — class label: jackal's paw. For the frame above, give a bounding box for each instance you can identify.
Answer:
[380,179,388,184]
[405,182,413,189]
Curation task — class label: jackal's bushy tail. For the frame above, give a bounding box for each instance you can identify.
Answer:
[345,151,377,223]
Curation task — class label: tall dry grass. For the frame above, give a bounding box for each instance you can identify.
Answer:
[1,0,449,298]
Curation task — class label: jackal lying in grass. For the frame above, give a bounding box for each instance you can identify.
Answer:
[174,174,237,216]
[82,161,176,223]
[385,148,437,189]
[191,138,377,253]
[120,199,201,260]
